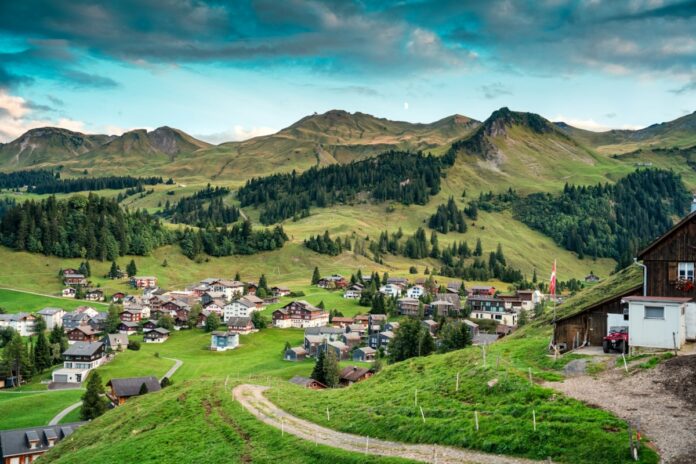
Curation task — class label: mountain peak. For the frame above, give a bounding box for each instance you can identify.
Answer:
[482,107,556,137]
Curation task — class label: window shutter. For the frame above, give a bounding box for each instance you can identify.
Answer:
[668,262,678,281]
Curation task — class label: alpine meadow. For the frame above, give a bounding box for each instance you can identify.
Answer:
[1,2,695,464]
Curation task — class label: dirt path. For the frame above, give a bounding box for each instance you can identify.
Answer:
[161,357,183,381]
[233,384,543,464]
[544,355,696,464]
[48,401,82,425]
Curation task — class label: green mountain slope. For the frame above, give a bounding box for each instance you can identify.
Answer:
[557,111,696,154]
[0,127,114,168]
[168,110,480,180]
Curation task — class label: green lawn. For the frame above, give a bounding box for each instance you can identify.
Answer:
[0,390,83,429]
[42,380,415,464]
[0,288,108,314]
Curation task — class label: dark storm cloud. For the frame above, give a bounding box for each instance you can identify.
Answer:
[0,0,694,85]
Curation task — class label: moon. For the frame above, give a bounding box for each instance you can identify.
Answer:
[404,102,409,110]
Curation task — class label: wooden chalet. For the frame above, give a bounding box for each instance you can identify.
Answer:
[339,366,373,386]
[0,423,85,463]
[107,376,161,405]
[288,376,326,389]
[144,328,170,343]
[66,325,101,343]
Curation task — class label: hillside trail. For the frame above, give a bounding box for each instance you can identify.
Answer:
[543,354,696,464]
[233,384,545,464]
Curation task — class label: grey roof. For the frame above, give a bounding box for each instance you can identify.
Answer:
[63,341,103,357]
[226,316,253,328]
[0,423,86,458]
[288,376,325,388]
[148,328,170,335]
[37,307,63,316]
[472,333,499,345]
[118,321,139,328]
[107,376,161,398]
[356,346,376,354]
[304,326,343,336]
[105,333,129,346]
[211,330,235,337]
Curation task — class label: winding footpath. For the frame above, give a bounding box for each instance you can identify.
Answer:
[46,357,183,426]
[233,384,544,464]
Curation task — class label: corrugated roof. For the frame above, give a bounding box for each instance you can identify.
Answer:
[107,376,161,398]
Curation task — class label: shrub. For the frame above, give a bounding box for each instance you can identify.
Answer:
[127,340,141,351]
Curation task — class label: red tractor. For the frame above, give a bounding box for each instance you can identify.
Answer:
[603,326,629,353]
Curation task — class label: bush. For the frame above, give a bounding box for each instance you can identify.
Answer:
[289,291,305,297]
[409,266,418,274]
[160,377,172,388]
[127,340,141,351]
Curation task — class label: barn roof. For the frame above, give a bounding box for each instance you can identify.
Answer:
[554,265,643,323]
[107,376,161,397]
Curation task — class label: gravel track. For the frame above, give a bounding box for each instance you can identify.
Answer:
[233,384,544,464]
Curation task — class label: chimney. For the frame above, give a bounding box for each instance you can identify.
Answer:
[691,195,696,214]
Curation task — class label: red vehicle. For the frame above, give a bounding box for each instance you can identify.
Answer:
[603,326,629,353]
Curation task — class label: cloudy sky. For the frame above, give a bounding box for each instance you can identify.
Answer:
[0,0,695,143]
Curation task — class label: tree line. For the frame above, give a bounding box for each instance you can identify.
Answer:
[0,169,163,193]
[0,194,287,260]
[513,169,690,268]
[237,150,454,224]
[160,184,240,228]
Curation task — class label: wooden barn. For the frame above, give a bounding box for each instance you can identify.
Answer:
[553,284,642,351]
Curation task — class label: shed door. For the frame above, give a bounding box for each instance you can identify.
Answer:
[588,311,607,346]
[54,374,68,383]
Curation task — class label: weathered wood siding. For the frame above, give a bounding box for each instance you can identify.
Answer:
[641,216,696,297]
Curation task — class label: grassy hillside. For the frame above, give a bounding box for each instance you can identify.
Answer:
[42,380,412,464]
[0,390,84,429]
[0,288,108,314]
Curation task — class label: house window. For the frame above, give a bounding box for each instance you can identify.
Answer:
[678,262,694,281]
[644,306,664,320]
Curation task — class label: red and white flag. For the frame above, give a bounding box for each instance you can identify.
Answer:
[549,260,557,297]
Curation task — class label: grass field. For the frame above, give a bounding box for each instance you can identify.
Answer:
[0,288,108,314]
[269,323,658,464]
[42,379,414,464]
[0,390,84,429]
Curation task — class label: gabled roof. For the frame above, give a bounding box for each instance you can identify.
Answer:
[63,341,103,357]
[638,210,696,259]
[339,366,372,382]
[226,316,253,327]
[107,376,161,398]
[37,307,63,316]
[288,376,326,388]
[0,422,86,458]
[105,333,129,346]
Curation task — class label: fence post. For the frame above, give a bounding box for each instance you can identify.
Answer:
[420,406,426,423]
[326,407,330,421]
[474,410,479,431]
[533,409,537,431]
[456,372,460,392]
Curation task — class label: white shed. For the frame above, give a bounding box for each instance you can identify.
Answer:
[622,296,689,350]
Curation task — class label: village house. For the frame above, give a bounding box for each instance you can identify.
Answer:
[330,317,355,328]
[84,288,104,302]
[430,293,462,317]
[112,292,126,302]
[63,273,87,286]
[144,327,170,343]
[422,319,439,336]
[88,312,108,332]
[52,341,105,384]
[119,308,143,323]
[284,346,307,362]
[117,321,139,335]
[343,288,362,299]
[226,316,255,335]
[0,423,85,463]
[66,325,101,344]
[397,298,420,317]
[271,286,291,297]
[62,287,76,298]
[288,376,326,389]
[61,312,91,331]
[316,274,348,289]
[406,285,425,299]
[346,323,367,337]
[131,275,157,289]
[468,296,518,326]
[517,289,545,307]
[324,340,350,360]
[210,331,239,351]
[352,346,376,362]
[272,300,329,328]
[446,281,464,294]
[468,286,496,297]
[585,272,601,283]
[103,333,129,352]
[0,313,36,337]
[107,376,161,405]
[369,330,394,349]
[379,283,401,298]
[384,321,400,332]
[210,279,245,299]
[339,366,373,386]
[342,332,362,349]
[37,307,65,330]
[142,319,159,331]
[223,295,263,321]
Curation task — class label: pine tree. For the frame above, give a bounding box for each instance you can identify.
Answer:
[81,371,106,420]
[126,259,137,277]
[234,271,241,281]
[310,350,326,384]
[49,325,68,363]
[474,238,483,256]
[258,274,269,292]
[3,332,32,384]
[34,331,52,372]
[204,313,220,332]
[311,267,321,285]
[323,349,340,388]
[108,261,119,279]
